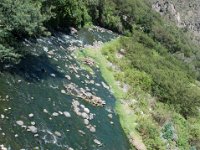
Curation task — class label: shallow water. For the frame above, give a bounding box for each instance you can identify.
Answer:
[0,27,130,150]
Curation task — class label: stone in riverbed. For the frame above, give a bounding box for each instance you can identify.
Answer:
[43,109,48,113]
[55,131,62,137]
[0,144,7,150]
[84,119,89,125]
[16,120,24,126]
[84,108,90,114]
[28,126,37,133]
[94,139,102,146]
[80,104,85,109]
[52,112,59,116]
[78,130,85,135]
[61,90,66,94]
[63,111,71,118]
[81,112,88,119]
[58,111,63,115]
[108,114,113,119]
[1,114,5,119]
[50,73,56,77]
[15,134,18,138]
[68,147,74,150]
[89,114,94,120]
[31,122,36,125]
[89,126,96,133]
[29,113,34,118]
[110,121,114,125]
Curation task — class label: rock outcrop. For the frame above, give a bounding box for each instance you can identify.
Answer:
[150,0,200,42]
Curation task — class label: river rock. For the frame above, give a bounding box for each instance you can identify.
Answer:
[55,131,62,137]
[78,130,86,135]
[65,75,71,80]
[1,114,5,119]
[29,113,34,118]
[63,111,71,118]
[0,144,7,150]
[72,100,80,106]
[84,108,90,114]
[43,47,48,52]
[89,114,94,120]
[15,134,19,138]
[108,114,113,119]
[31,122,36,125]
[16,120,24,126]
[68,147,74,150]
[84,119,89,125]
[81,112,88,119]
[43,109,48,113]
[28,126,37,133]
[58,111,63,114]
[48,51,54,55]
[94,139,102,146]
[89,126,96,133]
[80,104,85,109]
[110,121,114,125]
[61,90,66,94]
[50,73,56,77]
[52,112,59,116]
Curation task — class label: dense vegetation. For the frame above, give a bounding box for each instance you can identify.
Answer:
[0,0,200,149]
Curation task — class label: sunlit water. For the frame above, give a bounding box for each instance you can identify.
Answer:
[0,27,130,150]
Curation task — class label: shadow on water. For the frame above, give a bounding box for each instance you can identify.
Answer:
[0,53,65,82]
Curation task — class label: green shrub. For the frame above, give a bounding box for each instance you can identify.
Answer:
[136,116,166,150]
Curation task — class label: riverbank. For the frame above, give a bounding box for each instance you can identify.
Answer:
[75,35,200,149]
[74,38,147,150]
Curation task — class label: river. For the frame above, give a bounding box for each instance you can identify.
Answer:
[0,27,131,150]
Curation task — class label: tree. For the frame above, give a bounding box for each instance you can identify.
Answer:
[0,0,49,62]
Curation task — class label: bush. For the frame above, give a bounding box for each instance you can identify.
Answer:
[137,116,166,150]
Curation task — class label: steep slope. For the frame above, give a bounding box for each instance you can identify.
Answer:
[150,0,200,42]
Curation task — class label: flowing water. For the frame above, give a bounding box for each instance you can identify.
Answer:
[0,27,130,150]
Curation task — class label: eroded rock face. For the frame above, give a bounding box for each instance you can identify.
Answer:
[150,0,200,41]
[152,0,181,25]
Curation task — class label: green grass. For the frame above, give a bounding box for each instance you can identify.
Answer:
[74,37,200,149]
[74,39,145,149]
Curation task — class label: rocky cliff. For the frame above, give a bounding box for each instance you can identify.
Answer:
[149,0,200,42]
